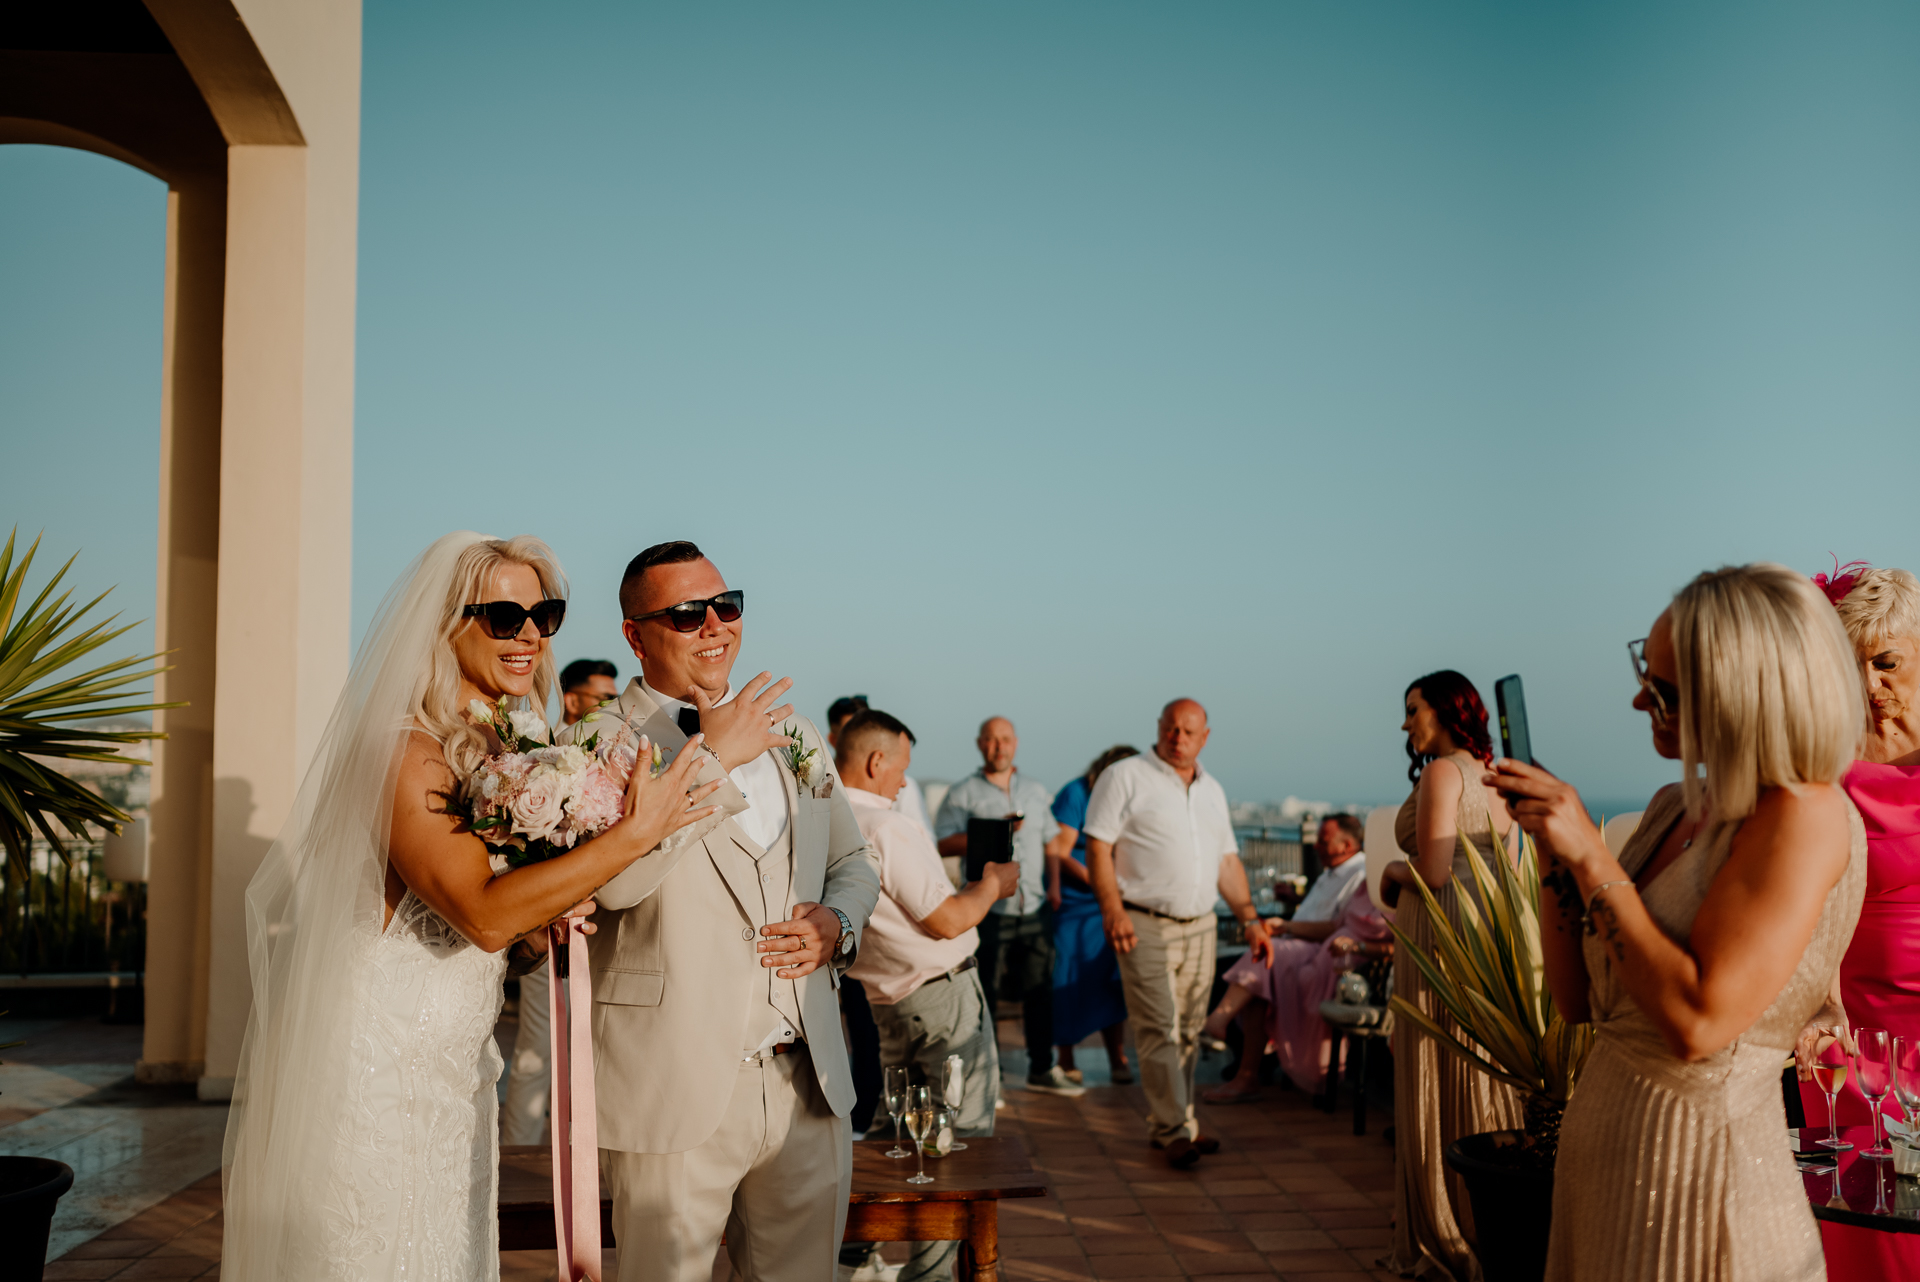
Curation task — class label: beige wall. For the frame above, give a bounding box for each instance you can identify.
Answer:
[1,0,360,1093]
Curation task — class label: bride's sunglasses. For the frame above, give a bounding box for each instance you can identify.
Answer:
[463,599,567,640]
[625,590,745,633]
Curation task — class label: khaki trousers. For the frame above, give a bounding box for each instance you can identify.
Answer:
[603,1051,851,1282]
[1113,909,1217,1145]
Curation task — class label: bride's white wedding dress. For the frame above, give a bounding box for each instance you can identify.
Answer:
[222,534,530,1282]
[322,889,506,1278]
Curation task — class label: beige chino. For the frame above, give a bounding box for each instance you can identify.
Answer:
[1112,909,1216,1146]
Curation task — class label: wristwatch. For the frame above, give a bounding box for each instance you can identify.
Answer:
[828,907,856,962]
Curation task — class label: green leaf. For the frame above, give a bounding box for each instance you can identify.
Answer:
[0,531,175,877]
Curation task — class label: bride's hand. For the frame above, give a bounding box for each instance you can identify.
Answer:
[608,734,723,859]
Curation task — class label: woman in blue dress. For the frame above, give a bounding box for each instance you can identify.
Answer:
[1046,745,1138,1084]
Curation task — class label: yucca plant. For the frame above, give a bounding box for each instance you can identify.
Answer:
[1388,828,1593,1165]
[0,529,175,876]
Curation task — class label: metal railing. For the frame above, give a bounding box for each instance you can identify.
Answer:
[1,839,147,978]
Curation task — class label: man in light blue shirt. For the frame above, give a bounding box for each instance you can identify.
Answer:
[935,717,1080,1095]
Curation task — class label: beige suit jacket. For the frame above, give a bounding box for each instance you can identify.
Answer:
[559,680,881,1154]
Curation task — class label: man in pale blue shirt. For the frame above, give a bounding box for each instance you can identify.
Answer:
[935,717,1079,1096]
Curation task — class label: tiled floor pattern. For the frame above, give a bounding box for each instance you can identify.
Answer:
[1,1015,229,1262]
[36,1016,1399,1281]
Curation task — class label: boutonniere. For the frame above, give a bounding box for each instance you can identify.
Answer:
[779,722,823,792]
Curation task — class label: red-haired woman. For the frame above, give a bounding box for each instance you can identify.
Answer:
[1380,670,1524,1280]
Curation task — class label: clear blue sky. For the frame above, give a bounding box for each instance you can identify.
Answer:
[5,0,1919,810]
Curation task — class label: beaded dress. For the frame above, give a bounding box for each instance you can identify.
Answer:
[1544,784,1867,1281]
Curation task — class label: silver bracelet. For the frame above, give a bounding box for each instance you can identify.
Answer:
[1583,879,1633,932]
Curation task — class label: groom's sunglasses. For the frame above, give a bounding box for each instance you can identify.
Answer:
[463,599,567,640]
[626,590,745,633]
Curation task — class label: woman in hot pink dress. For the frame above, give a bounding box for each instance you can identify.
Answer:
[1796,564,1920,1275]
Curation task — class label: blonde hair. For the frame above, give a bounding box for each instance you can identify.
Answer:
[1835,567,1920,652]
[1670,562,1862,834]
[418,535,568,777]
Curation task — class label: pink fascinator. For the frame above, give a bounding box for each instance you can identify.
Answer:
[1811,555,1871,607]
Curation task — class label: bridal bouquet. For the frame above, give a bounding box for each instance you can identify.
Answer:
[462,696,653,871]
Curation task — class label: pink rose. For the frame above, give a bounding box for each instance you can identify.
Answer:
[508,771,567,840]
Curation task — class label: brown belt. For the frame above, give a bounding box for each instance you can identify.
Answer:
[768,1040,802,1056]
[931,956,979,983]
[1123,900,1210,925]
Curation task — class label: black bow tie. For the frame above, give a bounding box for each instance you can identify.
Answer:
[676,706,700,737]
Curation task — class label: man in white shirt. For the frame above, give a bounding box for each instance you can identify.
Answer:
[503,657,621,1146]
[1201,813,1370,1102]
[1084,698,1269,1169]
[835,709,1017,1282]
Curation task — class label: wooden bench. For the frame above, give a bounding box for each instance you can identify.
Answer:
[500,1135,1046,1282]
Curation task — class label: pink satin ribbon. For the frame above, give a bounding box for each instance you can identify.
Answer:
[548,919,601,1281]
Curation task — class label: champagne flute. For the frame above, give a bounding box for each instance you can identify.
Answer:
[1811,1037,1854,1152]
[883,1065,911,1159]
[1893,1035,1920,1155]
[941,1054,968,1151]
[1859,1027,1895,1159]
[904,1085,935,1184]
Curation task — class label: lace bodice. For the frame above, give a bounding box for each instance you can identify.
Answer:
[319,889,507,1280]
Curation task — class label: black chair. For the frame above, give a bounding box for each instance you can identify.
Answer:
[1317,950,1394,1136]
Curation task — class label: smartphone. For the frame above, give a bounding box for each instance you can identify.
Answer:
[966,816,1016,883]
[1495,674,1533,767]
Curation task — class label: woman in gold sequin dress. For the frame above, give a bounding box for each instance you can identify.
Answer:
[1496,563,1868,1282]
[1380,670,1526,1279]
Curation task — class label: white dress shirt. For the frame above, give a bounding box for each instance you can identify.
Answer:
[640,680,790,852]
[1081,751,1238,919]
[1293,854,1367,923]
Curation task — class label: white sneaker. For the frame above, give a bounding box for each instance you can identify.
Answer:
[1025,1066,1088,1097]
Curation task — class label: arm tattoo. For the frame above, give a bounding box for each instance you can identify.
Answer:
[1588,895,1627,962]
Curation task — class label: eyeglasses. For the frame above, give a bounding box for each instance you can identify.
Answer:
[462,599,566,640]
[1627,637,1679,726]
[625,590,744,633]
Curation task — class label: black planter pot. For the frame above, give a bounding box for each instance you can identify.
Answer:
[0,1156,75,1282]
[1444,1130,1554,1282]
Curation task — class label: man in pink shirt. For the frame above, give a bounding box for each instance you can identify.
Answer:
[837,709,1018,1282]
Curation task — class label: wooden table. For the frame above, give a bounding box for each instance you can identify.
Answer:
[500,1136,1047,1281]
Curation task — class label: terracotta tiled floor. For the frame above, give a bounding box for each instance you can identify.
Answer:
[46,1028,1398,1281]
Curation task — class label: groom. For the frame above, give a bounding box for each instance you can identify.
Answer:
[564,540,881,1282]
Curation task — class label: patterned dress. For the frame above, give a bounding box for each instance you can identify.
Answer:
[320,889,507,1280]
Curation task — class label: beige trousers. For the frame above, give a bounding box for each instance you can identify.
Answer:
[603,1052,851,1282]
[1113,909,1217,1145]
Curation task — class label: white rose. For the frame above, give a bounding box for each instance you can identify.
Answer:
[467,698,497,727]
[508,772,567,839]
[507,708,550,744]
[795,755,820,789]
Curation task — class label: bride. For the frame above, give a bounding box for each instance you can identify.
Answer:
[221,532,722,1280]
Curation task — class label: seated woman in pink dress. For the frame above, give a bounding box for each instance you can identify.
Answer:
[1201,815,1387,1100]
[1794,564,1920,1276]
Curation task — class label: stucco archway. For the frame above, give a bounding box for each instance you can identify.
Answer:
[1,0,360,1097]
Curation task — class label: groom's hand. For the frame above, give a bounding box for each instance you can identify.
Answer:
[758,901,839,979]
[691,673,796,771]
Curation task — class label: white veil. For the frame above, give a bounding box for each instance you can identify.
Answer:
[220,531,494,1279]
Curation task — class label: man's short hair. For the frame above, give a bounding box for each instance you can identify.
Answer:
[827,695,870,730]
[1323,812,1365,845]
[835,708,916,768]
[560,658,618,692]
[619,541,705,617]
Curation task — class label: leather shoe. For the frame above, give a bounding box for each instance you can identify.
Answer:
[1163,1136,1201,1169]
[1193,1134,1221,1155]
